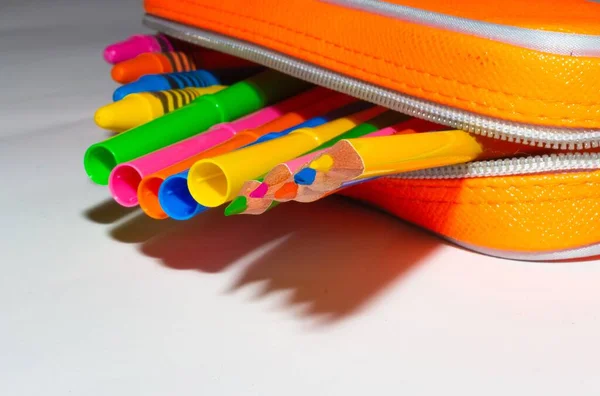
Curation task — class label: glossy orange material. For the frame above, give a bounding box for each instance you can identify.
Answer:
[145,0,600,128]
[340,171,600,253]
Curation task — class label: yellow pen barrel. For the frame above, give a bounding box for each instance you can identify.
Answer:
[188,114,373,207]
[349,130,483,178]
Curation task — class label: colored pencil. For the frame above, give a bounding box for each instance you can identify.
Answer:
[295,130,483,194]
[157,102,378,220]
[225,111,411,215]
[255,111,411,199]
[271,117,446,202]
[187,106,387,208]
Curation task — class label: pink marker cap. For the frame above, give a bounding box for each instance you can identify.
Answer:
[103,34,173,64]
[109,127,235,207]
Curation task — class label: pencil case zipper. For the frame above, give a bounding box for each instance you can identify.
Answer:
[142,14,600,181]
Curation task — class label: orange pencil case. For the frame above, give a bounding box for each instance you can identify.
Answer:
[142,0,600,261]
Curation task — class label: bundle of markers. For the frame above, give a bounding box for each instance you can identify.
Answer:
[87,33,545,220]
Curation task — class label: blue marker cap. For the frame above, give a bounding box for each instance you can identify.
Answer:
[158,170,208,221]
[113,75,171,101]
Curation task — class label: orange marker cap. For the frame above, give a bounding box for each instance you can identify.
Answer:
[111,53,172,83]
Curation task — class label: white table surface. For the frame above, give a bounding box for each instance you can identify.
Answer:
[2,1,600,395]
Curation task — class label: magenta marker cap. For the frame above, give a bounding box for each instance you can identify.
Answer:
[103,34,174,64]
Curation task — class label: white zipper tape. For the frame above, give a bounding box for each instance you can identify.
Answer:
[396,152,600,179]
[324,0,600,57]
[447,237,600,261]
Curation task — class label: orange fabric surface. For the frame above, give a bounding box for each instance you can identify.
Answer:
[340,171,600,253]
[145,0,600,128]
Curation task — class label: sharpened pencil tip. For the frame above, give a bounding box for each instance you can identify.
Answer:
[310,154,334,172]
[249,182,268,199]
[225,196,247,216]
[274,182,298,200]
[294,168,317,185]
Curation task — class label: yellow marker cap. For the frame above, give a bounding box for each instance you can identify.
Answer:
[94,93,162,132]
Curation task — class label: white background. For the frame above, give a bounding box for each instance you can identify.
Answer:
[1,1,600,395]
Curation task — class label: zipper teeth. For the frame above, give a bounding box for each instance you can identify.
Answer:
[144,15,600,149]
[395,152,600,179]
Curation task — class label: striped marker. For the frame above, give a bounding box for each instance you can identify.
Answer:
[112,68,261,101]
[94,85,227,132]
[111,50,256,83]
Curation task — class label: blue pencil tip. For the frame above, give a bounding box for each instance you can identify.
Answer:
[294,168,317,185]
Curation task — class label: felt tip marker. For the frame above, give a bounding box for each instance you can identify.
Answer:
[136,91,353,219]
[112,68,261,101]
[84,70,311,185]
[157,104,380,219]
[108,87,330,209]
[95,86,226,132]
[104,34,179,64]
[111,51,255,84]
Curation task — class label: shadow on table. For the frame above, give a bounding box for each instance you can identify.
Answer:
[84,199,137,224]
[109,195,442,322]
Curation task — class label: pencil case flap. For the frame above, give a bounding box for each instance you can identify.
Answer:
[144,0,600,130]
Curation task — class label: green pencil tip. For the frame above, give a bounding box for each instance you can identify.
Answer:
[266,201,280,211]
[225,196,248,216]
